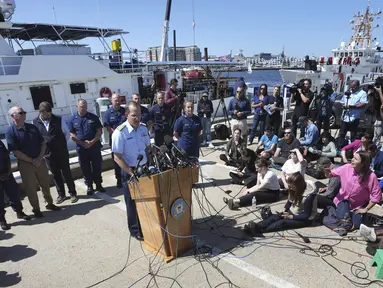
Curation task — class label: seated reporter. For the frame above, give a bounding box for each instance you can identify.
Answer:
[306,131,337,162]
[219,128,245,167]
[324,151,381,233]
[299,117,319,147]
[173,101,202,158]
[272,128,300,166]
[244,172,318,235]
[254,126,278,154]
[340,132,371,164]
[315,157,340,208]
[280,148,307,190]
[368,144,383,178]
[224,158,280,210]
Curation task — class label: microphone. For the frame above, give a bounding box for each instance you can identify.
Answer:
[164,135,193,165]
[131,154,144,181]
[160,145,174,168]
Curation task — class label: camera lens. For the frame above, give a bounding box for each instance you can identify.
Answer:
[376,84,381,89]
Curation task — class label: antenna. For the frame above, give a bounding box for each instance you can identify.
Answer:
[52,5,58,24]
[192,0,196,46]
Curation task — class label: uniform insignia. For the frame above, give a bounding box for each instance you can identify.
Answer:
[162,116,166,120]
[117,123,126,131]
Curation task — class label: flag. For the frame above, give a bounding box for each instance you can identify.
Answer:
[218,55,230,62]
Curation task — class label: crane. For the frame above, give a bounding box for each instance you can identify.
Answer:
[0,0,16,22]
[159,0,172,62]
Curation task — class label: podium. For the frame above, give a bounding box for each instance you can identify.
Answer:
[129,166,199,262]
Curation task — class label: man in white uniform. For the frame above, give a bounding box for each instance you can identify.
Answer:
[112,101,150,241]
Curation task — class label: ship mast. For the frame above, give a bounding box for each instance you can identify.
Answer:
[349,0,381,48]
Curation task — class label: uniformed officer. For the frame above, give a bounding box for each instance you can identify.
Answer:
[132,93,149,125]
[0,139,30,230]
[68,99,105,195]
[104,93,126,188]
[6,106,60,218]
[149,92,172,147]
[174,101,202,158]
[112,101,150,241]
[33,102,78,204]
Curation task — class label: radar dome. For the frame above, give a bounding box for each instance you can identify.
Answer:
[0,0,15,21]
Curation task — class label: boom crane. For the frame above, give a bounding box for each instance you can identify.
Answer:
[159,0,172,62]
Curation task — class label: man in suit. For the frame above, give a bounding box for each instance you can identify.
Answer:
[33,102,78,204]
[369,144,383,179]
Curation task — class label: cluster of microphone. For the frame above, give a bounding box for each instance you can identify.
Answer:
[130,135,198,181]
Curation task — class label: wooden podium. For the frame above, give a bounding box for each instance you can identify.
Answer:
[129,166,199,262]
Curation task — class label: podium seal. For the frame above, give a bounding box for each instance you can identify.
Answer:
[171,198,188,219]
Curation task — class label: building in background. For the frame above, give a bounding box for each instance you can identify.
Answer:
[147,45,202,61]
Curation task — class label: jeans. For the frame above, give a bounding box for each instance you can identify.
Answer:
[200,117,212,142]
[316,115,330,133]
[336,200,364,229]
[267,114,281,136]
[292,115,305,138]
[0,174,23,220]
[249,114,267,143]
[339,119,359,147]
[254,214,309,233]
[374,119,383,146]
[239,190,280,206]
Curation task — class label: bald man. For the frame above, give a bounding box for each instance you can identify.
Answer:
[104,93,126,188]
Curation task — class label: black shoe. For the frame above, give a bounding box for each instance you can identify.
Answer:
[33,210,44,218]
[0,220,10,230]
[87,186,95,195]
[244,222,262,237]
[96,185,106,193]
[117,179,122,189]
[132,234,144,241]
[16,212,31,221]
[70,195,79,203]
[46,204,61,211]
[56,196,67,204]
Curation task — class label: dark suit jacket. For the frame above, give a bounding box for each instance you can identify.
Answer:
[373,151,383,178]
[32,114,68,158]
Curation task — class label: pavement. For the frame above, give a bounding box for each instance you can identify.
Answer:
[1,139,382,288]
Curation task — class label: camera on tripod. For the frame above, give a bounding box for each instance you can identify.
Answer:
[318,82,333,99]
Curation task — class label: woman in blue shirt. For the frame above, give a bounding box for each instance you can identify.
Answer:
[248,84,270,145]
[174,101,202,158]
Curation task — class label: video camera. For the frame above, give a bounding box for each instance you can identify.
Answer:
[318,82,333,98]
[289,79,305,94]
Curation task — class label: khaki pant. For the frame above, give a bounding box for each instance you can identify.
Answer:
[230,119,248,142]
[18,160,53,211]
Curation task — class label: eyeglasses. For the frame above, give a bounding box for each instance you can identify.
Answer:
[14,112,26,115]
[284,132,291,135]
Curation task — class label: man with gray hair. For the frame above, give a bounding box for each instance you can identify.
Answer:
[5,106,60,217]
[339,80,368,146]
[68,99,105,195]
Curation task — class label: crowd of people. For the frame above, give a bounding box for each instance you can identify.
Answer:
[4,76,383,254]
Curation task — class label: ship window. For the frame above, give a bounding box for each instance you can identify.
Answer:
[30,86,54,110]
[345,52,348,56]
[359,52,363,57]
[70,83,86,94]
[340,52,344,57]
[354,52,358,56]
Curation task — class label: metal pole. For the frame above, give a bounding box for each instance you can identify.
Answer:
[173,30,176,61]
[160,0,172,62]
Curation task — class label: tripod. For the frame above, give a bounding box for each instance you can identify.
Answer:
[212,96,231,135]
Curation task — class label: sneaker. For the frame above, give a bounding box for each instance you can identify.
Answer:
[87,186,95,195]
[70,195,79,203]
[0,220,10,230]
[56,195,67,204]
[360,224,377,242]
[201,141,207,146]
[33,210,44,218]
[46,204,61,211]
[208,142,214,148]
[96,185,106,193]
[16,212,31,221]
[117,179,122,189]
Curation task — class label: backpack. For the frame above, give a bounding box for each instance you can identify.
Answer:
[214,124,230,140]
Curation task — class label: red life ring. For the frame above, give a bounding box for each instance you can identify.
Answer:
[100,87,112,98]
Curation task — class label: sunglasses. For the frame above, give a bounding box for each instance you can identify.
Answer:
[14,112,27,115]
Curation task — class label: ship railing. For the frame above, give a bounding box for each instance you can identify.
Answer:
[0,56,22,76]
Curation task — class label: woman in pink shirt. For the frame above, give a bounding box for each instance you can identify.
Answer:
[340,133,371,164]
[325,151,382,230]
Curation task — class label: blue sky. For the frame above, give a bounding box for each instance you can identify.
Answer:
[13,0,382,57]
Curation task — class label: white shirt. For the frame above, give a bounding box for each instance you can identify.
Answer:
[40,115,50,131]
[111,121,150,167]
[282,159,307,179]
[257,170,280,191]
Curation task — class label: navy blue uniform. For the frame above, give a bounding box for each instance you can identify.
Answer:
[104,106,126,182]
[140,105,150,125]
[0,140,23,221]
[174,115,202,158]
[68,112,103,187]
[33,114,77,198]
[149,104,172,147]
